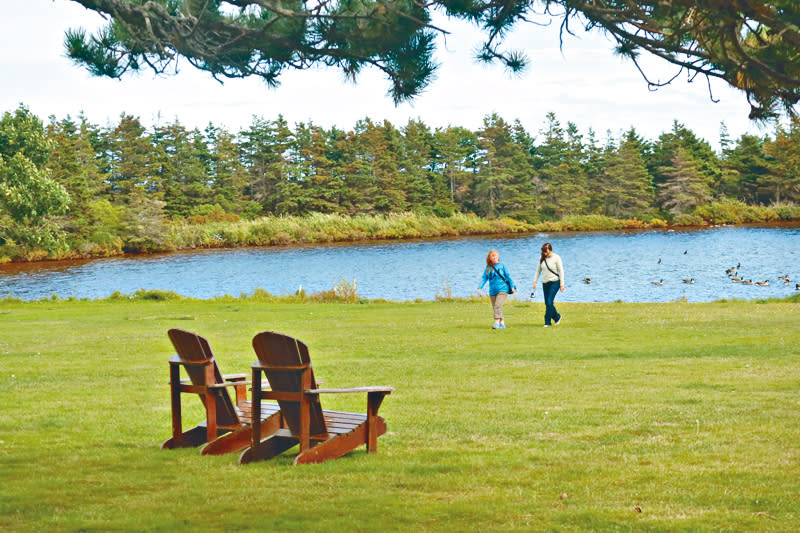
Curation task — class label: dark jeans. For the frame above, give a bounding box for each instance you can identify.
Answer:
[543,281,561,325]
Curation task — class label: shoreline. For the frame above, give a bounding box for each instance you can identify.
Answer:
[1,219,799,270]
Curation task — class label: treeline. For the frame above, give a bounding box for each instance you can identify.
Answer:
[1,104,799,261]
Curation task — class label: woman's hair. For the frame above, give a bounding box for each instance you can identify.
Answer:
[539,242,553,264]
[485,249,499,266]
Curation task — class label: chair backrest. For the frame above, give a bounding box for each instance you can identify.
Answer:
[251,331,326,437]
[167,328,240,427]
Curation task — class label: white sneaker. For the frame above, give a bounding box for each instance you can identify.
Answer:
[543,324,550,328]
[554,317,562,325]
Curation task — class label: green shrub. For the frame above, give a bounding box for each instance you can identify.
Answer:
[672,213,706,226]
[774,203,800,220]
[130,289,182,301]
[186,204,240,225]
[270,231,293,245]
[695,199,748,224]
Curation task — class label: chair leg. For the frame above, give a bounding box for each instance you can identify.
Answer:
[161,425,210,449]
[366,391,386,453]
[204,364,217,443]
[202,412,282,455]
[239,436,298,464]
[294,417,388,465]
[169,364,183,445]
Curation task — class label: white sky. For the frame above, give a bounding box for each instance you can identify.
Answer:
[1,0,770,148]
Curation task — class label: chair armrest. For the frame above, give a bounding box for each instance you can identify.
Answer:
[251,362,310,371]
[174,378,253,389]
[169,354,213,366]
[208,381,252,389]
[222,373,249,381]
[305,386,394,394]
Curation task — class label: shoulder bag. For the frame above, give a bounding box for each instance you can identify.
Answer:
[490,264,513,292]
[543,258,560,280]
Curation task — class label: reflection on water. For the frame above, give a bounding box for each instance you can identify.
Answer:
[1,226,798,302]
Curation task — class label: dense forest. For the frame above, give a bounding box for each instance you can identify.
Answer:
[1,104,799,262]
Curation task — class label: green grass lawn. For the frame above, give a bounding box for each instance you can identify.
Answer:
[1,296,799,531]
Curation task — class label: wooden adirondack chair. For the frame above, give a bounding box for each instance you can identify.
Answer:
[161,328,280,454]
[240,331,394,465]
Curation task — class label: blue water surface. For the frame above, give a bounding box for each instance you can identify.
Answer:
[1,226,798,302]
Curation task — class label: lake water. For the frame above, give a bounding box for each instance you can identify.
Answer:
[1,226,798,302]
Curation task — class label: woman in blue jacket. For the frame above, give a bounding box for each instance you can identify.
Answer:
[477,249,516,329]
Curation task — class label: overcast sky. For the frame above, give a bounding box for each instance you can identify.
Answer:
[2,0,770,148]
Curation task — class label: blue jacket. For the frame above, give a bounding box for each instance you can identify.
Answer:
[478,262,516,296]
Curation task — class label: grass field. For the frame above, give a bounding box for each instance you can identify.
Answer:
[1,296,799,531]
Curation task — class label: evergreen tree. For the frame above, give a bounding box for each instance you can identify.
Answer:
[46,114,108,235]
[152,119,213,218]
[762,118,800,204]
[432,126,477,212]
[533,113,590,218]
[336,119,380,214]
[105,113,156,201]
[657,148,712,216]
[240,115,292,214]
[66,1,800,118]
[648,121,720,197]
[401,119,439,213]
[281,121,322,215]
[583,128,615,213]
[722,134,770,204]
[600,138,655,218]
[715,122,742,199]
[371,120,408,212]
[473,113,534,218]
[205,124,251,216]
[305,124,347,214]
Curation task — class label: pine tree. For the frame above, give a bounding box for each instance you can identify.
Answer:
[401,119,438,213]
[648,121,720,193]
[152,119,213,218]
[240,115,292,214]
[105,113,156,201]
[657,148,712,215]
[336,119,380,214]
[721,134,770,204]
[533,113,589,219]
[65,1,800,118]
[205,124,251,216]
[473,113,534,218]
[46,114,108,236]
[762,118,800,204]
[601,138,654,218]
[432,126,477,212]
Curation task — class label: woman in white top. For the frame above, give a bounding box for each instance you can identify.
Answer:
[532,242,565,327]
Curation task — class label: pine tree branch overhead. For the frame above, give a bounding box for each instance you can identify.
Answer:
[63,0,800,118]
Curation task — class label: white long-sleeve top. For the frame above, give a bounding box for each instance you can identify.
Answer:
[534,253,564,285]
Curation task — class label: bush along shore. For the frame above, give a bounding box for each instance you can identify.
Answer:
[3,203,800,264]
